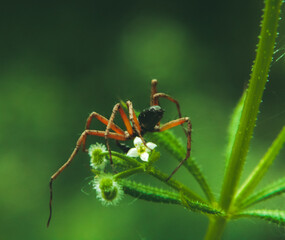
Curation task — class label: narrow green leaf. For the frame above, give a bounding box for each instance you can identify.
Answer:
[225,91,246,163]
[102,151,142,167]
[114,166,145,180]
[148,166,206,203]
[146,131,215,203]
[120,179,181,204]
[181,195,224,216]
[239,177,285,209]
[120,179,223,216]
[235,126,285,204]
[235,209,285,226]
[148,149,161,164]
[145,131,185,160]
[220,0,283,211]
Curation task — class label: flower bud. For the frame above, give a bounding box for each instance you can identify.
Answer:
[93,174,124,206]
[88,143,107,170]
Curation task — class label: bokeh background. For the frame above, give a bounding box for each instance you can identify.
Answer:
[0,0,284,239]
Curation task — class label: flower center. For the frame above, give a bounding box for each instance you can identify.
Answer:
[137,145,147,155]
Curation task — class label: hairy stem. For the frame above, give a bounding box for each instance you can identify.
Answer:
[205,1,283,239]
[219,0,283,212]
[204,217,227,240]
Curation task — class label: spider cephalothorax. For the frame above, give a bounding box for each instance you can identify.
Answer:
[48,79,192,227]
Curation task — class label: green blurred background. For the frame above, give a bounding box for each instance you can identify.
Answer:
[0,0,284,239]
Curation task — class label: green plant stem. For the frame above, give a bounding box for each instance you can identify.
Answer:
[219,0,282,212]
[107,151,205,203]
[114,166,145,179]
[104,151,141,167]
[205,1,283,239]
[204,217,227,240]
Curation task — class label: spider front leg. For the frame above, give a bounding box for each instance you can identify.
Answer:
[126,100,150,149]
[47,130,127,227]
[150,79,182,118]
[150,79,186,136]
[104,103,134,165]
[158,117,192,180]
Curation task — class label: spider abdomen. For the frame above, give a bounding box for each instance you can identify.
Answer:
[138,105,164,131]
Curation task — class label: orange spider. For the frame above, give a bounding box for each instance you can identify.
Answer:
[47,79,192,227]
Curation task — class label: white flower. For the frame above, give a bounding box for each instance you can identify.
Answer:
[126,137,157,162]
[88,143,107,170]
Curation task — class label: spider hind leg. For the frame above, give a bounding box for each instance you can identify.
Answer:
[158,117,192,180]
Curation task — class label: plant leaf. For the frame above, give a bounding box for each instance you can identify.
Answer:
[120,179,223,216]
[219,0,283,211]
[146,130,215,203]
[120,179,181,204]
[235,126,285,204]
[181,195,224,216]
[145,131,185,160]
[225,91,246,164]
[148,166,206,203]
[235,209,285,226]
[238,177,285,209]
[114,166,145,180]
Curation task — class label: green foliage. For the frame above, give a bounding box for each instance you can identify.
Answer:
[181,196,224,216]
[235,126,285,205]
[225,91,246,163]
[235,210,285,226]
[146,131,215,203]
[205,1,284,238]
[219,0,283,212]
[120,179,181,204]
[239,177,285,209]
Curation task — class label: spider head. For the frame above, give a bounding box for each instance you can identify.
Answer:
[138,105,164,131]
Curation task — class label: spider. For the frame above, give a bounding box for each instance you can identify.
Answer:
[47,79,192,226]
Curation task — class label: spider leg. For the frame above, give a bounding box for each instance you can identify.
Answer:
[48,130,127,227]
[126,100,141,133]
[158,117,192,180]
[150,79,158,106]
[104,103,134,166]
[150,79,186,134]
[83,112,125,152]
[126,100,151,149]
[152,93,182,118]
[153,92,187,136]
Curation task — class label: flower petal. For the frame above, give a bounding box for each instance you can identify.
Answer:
[126,148,139,158]
[140,152,149,162]
[146,142,157,150]
[134,137,143,147]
